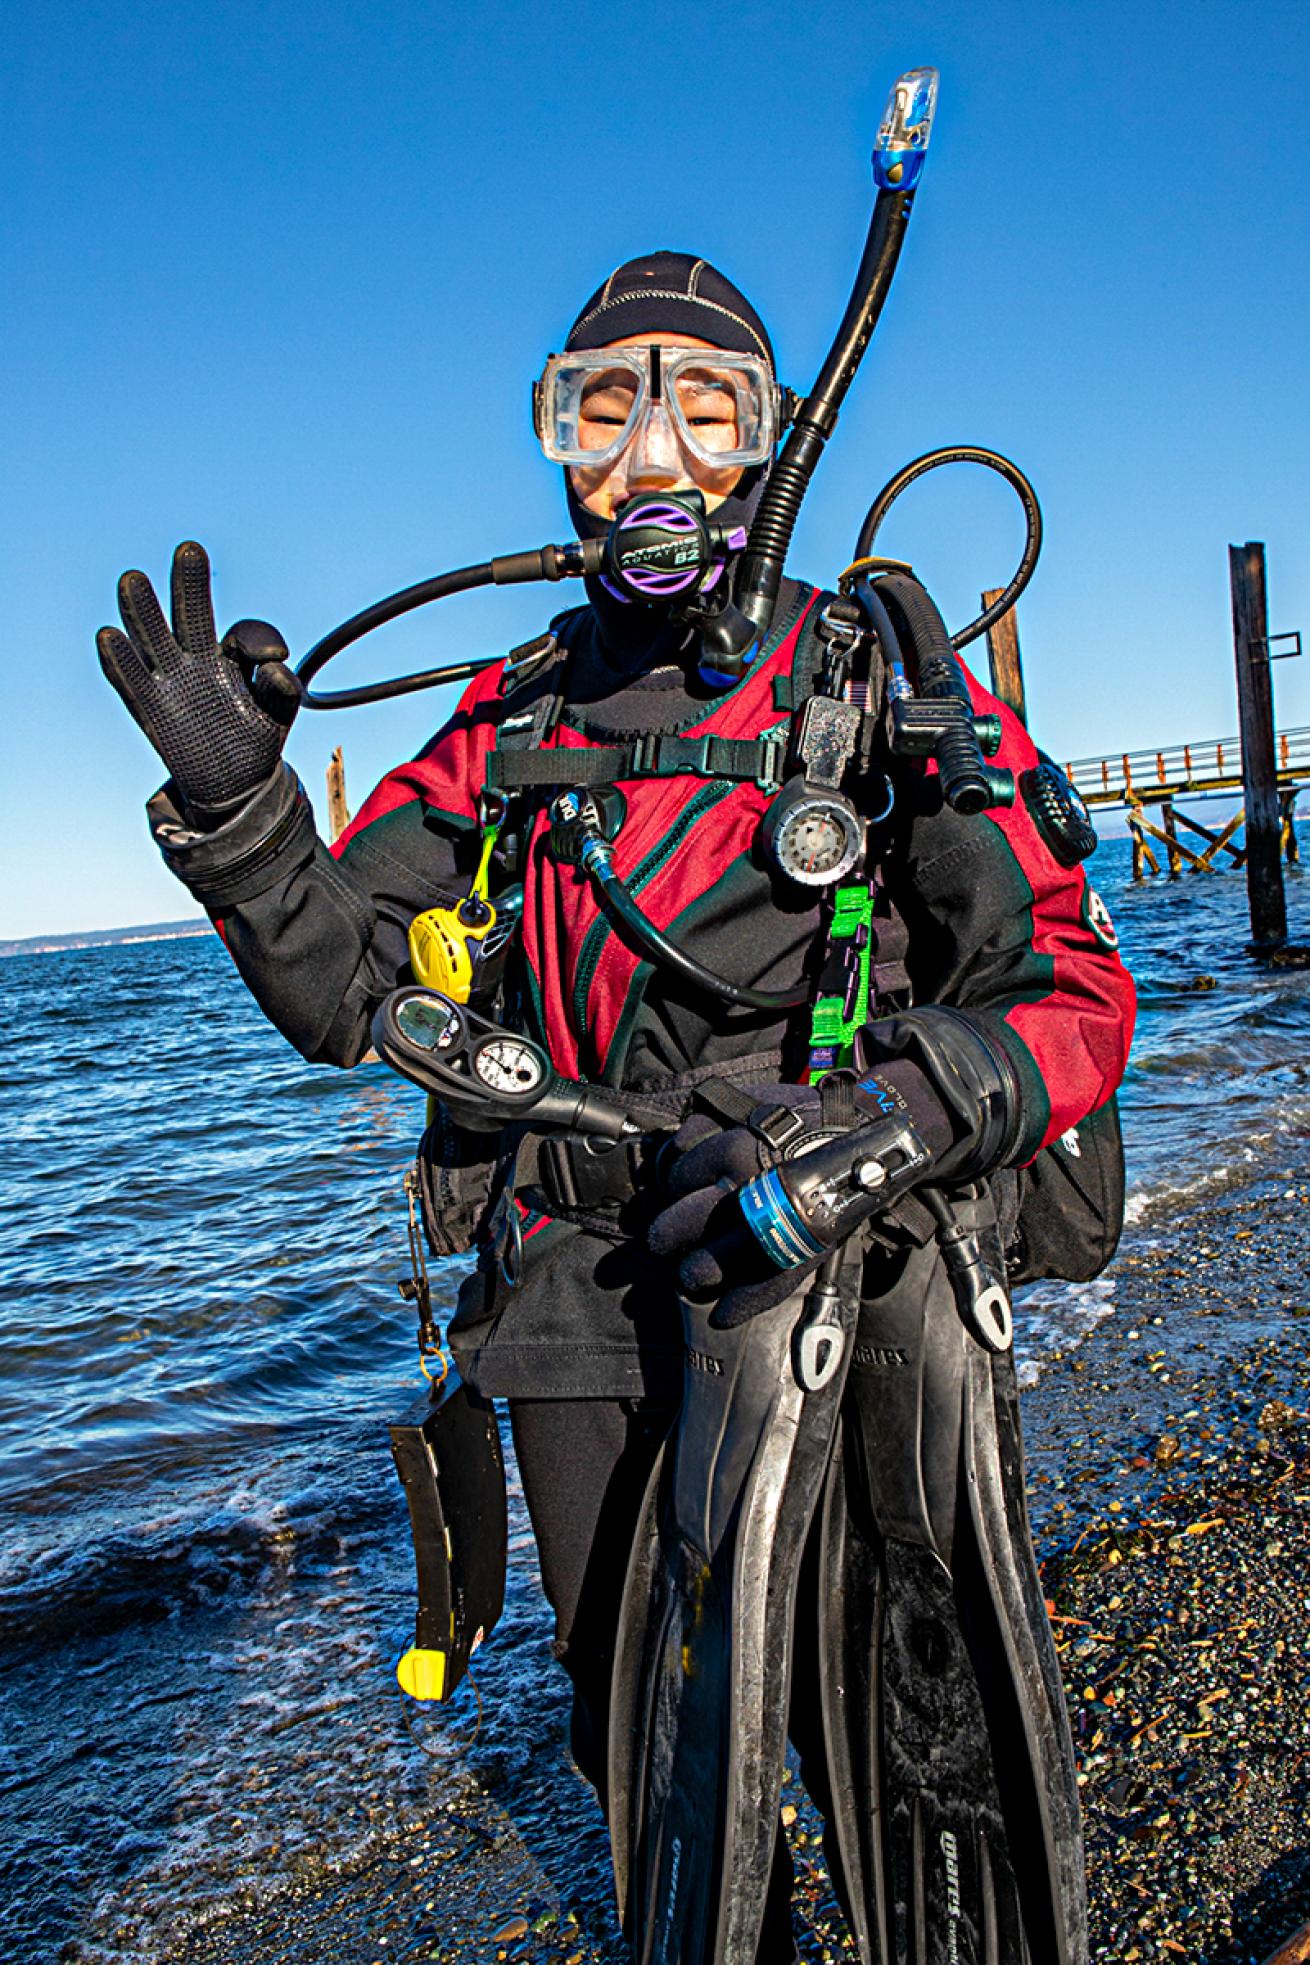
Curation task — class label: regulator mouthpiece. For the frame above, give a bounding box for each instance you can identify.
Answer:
[873,66,939,190]
[601,490,747,608]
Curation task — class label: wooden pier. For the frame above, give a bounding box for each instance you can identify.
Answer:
[1061,727,1307,881]
[1063,727,1310,812]
[995,541,1303,950]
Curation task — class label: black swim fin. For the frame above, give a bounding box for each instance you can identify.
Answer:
[818,1194,1088,1964]
[609,1248,861,1965]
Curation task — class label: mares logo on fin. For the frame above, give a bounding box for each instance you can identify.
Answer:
[1082,886,1119,950]
[852,1341,911,1370]
[941,1828,962,1960]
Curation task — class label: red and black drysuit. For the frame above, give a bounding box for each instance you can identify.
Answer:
[152,574,1134,1946]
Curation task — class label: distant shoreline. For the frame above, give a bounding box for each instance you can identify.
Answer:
[0,920,210,959]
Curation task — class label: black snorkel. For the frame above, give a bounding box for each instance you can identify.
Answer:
[695,67,940,685]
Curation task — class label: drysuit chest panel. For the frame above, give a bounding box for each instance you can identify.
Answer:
[513,595,821,1083]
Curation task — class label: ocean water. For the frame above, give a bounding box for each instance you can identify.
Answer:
[1,837,1307,1958]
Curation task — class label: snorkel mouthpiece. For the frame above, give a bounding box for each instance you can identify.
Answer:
[873,66,939,190]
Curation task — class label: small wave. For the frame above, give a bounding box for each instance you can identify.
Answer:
[1014,1276,1118,1388]
[0,1434,398,1648]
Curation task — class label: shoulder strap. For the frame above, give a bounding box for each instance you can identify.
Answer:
[771,595,832,711]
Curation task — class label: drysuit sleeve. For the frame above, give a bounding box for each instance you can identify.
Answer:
[148,663,509,1064]
[879,664,1136,1165]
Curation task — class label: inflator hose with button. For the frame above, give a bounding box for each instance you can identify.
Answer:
[576,833,810,1015]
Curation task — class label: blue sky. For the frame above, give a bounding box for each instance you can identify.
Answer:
[4,0,1308,937]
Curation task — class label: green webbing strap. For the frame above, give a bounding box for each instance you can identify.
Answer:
[808,882,875,1079]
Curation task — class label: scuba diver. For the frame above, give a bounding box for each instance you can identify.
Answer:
[97,73,1135,1965]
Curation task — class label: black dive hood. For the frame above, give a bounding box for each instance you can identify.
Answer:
[558,244,778,671]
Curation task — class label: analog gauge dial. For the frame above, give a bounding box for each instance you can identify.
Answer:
[772,795,862,886]
[473,1035,548,1100]
[396,993,462,1051]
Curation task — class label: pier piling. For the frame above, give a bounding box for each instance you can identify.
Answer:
[1281,789,1300,866]
[1161,801,1181,879]
[1126,801,1159,880]
[982,588,1028,727]
[326,746,351,843]
[1229,542,1287,948]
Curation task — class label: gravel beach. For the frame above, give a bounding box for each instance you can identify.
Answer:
[53,1141,1310,1965]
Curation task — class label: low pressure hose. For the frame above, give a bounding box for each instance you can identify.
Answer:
[852,446,1043,652]
[577,836,810,1015]
[296,541,605,710]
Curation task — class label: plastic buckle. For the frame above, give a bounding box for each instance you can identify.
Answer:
[666,734,715,778]
[756,731,787,793]
[750,1103,807,1152]
[630,732,660,777]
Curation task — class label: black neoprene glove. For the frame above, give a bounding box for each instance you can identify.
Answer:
[97,540,301,825]
[647,1069,952,1328]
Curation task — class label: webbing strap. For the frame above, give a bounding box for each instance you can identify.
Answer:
[819,1069,858,1129]
[771,603,829,710]
[484,726,788,794]
[694,1078,761,1129]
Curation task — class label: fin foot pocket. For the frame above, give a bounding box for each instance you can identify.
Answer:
[819,1234,1088,1964]
[609,1253,863,1965]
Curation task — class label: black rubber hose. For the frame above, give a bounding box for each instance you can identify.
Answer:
[875,571,993,815]
[854,447,1042,650]
[734,186,916,643]
[297,562,495,707]
[296,541,604,710]
[587,855,810,1014]
[738,426,827,582]
[851,574,906,673]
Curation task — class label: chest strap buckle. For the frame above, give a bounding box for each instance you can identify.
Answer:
[627,728,787,793]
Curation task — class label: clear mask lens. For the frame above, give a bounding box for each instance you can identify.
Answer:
[536,348,776,471]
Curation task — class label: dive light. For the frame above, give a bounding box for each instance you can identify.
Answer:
[738,1111,930,1270]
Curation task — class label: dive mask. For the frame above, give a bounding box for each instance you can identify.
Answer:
[533,346,783,474]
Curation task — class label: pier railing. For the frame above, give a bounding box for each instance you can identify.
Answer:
[1064,726,1310,807]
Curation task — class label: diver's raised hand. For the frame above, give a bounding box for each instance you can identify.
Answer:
[97,541,301,825]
